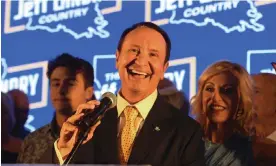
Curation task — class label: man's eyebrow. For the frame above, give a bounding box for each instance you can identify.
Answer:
[66,77,77,81]
[129,44,140,48]
[50,77,77,82]
[50,78,60,82]
[149,49,159,53]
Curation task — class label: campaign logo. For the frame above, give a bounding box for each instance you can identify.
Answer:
[246,49,276,74]
[1,58,49,109]
[145,0,265,33]
[92,55,196,100]
[92,55,119,99]
[164,57,197,100]
[4,0,110,39]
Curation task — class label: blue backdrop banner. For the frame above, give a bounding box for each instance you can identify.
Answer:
[1,0,276,131]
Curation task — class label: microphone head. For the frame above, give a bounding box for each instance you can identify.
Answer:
[101,92,117,108]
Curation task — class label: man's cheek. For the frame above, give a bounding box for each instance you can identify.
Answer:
[151,64,163,73]
[120,59,130,67]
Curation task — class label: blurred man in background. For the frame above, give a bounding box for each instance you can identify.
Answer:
[252,73,276,166]
[158,78,190,115]
[8,89,31,139]
[1,92,22,163]
[17,53,95,163]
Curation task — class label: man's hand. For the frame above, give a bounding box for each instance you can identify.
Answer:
[57,100,101,158]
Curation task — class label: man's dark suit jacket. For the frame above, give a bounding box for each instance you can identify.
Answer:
[40,95,205,166]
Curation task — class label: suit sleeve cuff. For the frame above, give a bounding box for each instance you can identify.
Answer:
[54,139,64,165]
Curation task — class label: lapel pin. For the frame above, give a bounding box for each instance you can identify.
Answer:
[154,126,160,131]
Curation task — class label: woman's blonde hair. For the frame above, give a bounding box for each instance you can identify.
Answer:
[191,61,254,137]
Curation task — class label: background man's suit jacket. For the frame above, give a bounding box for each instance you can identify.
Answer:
[40,95,205,166]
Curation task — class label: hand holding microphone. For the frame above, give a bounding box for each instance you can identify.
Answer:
[57,92,117,159]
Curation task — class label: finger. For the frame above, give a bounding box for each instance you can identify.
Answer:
[60,128,79,155]
[88,121,101,138]
[62,121,79,132]
[66,113,84,124]
[83,121,101,144]
[69,128,79,146]
[87,100,100,105]
[61,122,79,143]
[76,101,101,114]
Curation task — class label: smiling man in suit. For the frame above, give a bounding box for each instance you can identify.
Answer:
[50,22,205,166]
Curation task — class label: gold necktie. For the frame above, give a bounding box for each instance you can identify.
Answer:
[119,106,139,164]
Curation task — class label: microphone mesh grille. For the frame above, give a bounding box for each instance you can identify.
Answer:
[101,92,117,108]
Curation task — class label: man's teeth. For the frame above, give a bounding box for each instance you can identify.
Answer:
[131,69,148,76]
[211,105,225,110]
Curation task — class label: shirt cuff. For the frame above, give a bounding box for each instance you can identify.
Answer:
[54,139,64,165]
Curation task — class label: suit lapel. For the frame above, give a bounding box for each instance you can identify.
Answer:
[95,107,119,164]
[128,95,174,164]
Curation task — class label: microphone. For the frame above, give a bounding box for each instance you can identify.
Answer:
[77,92,117,130]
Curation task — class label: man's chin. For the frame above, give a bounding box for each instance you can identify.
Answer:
[128,85,146,92]
[57,107,74,116]
[130,87,155,98]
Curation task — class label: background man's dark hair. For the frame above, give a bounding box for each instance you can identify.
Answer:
[117,22,171,63]
[47,53,94,88]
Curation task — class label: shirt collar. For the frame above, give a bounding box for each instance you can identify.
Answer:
[117,90,158,120]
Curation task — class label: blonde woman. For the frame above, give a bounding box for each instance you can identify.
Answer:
[192,61,255,166]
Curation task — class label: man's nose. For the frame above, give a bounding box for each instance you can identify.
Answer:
[136,52,148,66]
[59,83,68,95]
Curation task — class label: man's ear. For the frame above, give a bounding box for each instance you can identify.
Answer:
[85,86,94,100]
[115,50,120,69]
[161,61,169,80]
